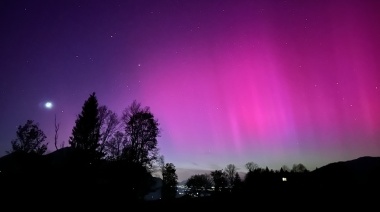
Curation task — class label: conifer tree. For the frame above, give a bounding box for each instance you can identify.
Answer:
[69,92,102,160]
[161,163,178,199]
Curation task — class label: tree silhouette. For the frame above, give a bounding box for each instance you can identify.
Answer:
[158,155,165,174]
[281,165,290,172]
[292,163,308,173]
[54,114,60,150]
[98,105,121,155]
[161,163,178,200]
[104,131,125,160]
[210,169,228,193]
[224,164,237,187]
[152,154,165,179]
[121,100,160,170]
[232,172,242,192]
[68,92,102,161]
[245,161,259,172]
[186,174,213,196]
[7,120,48,155]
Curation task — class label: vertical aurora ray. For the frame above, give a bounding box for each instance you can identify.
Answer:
[132,0,380,170]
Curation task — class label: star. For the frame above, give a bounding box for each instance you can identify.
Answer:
[45,102,53,109]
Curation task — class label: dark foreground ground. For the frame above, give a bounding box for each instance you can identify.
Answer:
[2,186,375,211]
[2,188,376,210]
[141,189,377,210]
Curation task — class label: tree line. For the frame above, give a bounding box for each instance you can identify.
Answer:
[184,162,309,198]
[3,92,310,203]
[3,92,178,202]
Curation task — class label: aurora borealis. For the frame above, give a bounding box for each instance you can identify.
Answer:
[1,0,379,180]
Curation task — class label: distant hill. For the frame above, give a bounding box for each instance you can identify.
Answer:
[43,146,76,164]
[311,156,380,177]
[308,156,380,194]
[312,156,380,173]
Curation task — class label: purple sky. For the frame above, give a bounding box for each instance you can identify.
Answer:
[1,0,379,181]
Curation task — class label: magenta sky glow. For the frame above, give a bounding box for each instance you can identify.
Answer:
[1,0,379,181]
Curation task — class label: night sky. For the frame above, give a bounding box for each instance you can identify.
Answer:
[1,0,379,181]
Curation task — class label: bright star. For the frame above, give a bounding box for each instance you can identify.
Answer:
[45,102,53,109]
